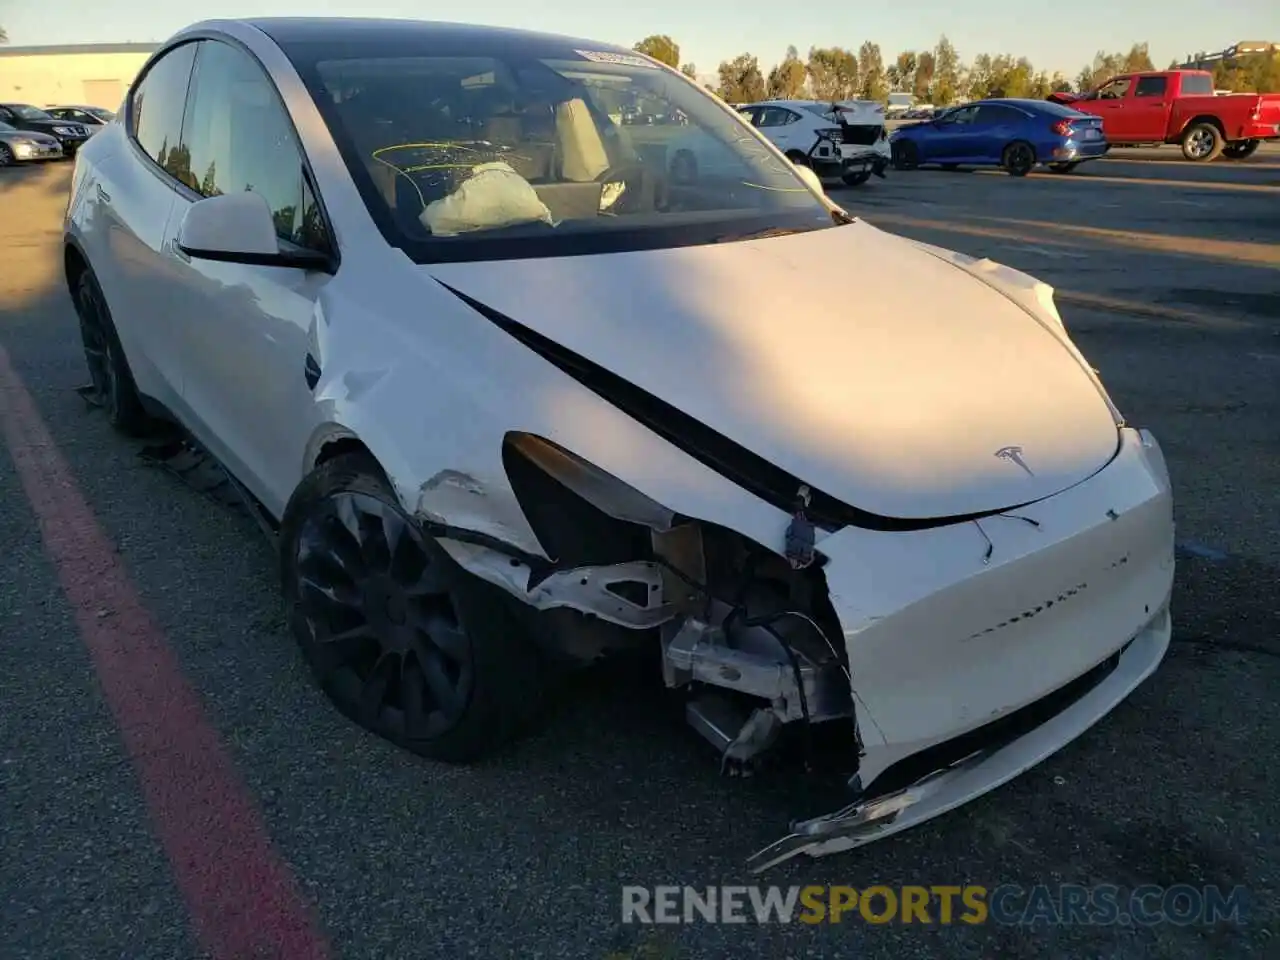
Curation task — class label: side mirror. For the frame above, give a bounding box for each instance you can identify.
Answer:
[791,162,824,195]
[176,192,333,272]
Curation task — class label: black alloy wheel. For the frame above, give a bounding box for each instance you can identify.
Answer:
[281,454,542,761]
[891,140,919,171]
[1002,141,1035,177]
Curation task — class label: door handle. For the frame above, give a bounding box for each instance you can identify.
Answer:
[304,353,321,390]
[95,183,110,202]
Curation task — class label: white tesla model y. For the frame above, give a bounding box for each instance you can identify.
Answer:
[63,18,1175,871]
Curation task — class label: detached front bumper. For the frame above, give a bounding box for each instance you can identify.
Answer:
[748,606,1170,871]
[748,427,1176,871]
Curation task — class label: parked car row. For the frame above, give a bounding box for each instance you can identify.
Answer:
[0,103,115,166]
[668,97,892,188]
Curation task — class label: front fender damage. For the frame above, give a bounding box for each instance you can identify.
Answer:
[401,432,870,868]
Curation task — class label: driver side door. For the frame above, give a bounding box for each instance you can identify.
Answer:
[925,105,978,161]
[1083,76,1133,138]
[160,38,337,517]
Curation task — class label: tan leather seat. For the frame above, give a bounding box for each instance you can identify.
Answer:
[556,98,609,182]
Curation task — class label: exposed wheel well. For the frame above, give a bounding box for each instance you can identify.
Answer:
[1180,115,1224,138]
[314,435,375,470]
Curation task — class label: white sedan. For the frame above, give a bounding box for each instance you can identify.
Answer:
[64,17,1174,871]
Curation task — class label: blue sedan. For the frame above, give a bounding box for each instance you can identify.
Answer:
[889,98,1108,176]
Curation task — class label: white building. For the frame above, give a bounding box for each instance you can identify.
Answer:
[0,42,158,109]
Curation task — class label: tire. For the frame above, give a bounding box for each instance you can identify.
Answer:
[1048,162,1080,174]
[1180,122,1223,162]
[71,264,150,436]
[1002,141,1036,176]
[279,452,545,762]
[841,169,871,187]
[0,143,14,168]
[785,151,810,168]
[891,140,919,171]
[1222,139,1260,161]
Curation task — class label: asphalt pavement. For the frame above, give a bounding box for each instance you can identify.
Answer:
[1,144,1278,959]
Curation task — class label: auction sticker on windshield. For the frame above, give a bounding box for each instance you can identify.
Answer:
[574,50,658,68]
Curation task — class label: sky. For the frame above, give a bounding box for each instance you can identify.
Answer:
[1,0,1277,80]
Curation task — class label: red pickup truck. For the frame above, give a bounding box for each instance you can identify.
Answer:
[1048,69,1280,161]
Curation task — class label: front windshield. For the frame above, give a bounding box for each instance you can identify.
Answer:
[88,107,115,121]
[10,105,53,120]
[292,40,834,262]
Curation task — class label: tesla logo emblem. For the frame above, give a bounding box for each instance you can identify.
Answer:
[994,445,1034,476]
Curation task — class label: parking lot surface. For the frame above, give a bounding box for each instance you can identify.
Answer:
[2,146,1278,959]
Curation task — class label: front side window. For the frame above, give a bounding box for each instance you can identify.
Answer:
[178,40,328,251]
[131,43,198,180]
[1097,77,1131,99]
[943,105,980,125]
[287,39,833,263]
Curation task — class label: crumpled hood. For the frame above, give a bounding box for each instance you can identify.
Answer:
[424,220,1120,521]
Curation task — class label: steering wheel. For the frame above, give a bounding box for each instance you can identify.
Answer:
[594,160,658,213]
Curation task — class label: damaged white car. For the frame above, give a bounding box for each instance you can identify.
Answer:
[64,17,1175,871]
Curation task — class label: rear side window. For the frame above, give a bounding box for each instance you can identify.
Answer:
[131,43,198,180]
[178,39,329,252]
[1180,74,1214,95]
[975,105,1024,125]
[1134,76,1168,98]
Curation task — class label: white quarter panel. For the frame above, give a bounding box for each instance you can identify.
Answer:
[70,128,185,410]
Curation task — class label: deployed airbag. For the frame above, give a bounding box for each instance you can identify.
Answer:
[420,162,554,236]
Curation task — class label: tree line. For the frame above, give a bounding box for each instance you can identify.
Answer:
[633,34,1280,104]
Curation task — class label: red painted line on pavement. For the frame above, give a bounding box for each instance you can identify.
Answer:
[0,344,331,960]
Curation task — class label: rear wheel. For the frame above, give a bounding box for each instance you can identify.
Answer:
[841,169,871,187]
[1002,141,1036,177]
[279,453,545,762]
[1222,139,1260,161]
[1180,122,1223,162]
[1048,161,1080,174]
[891,140,919,171]
[71,264,150,435]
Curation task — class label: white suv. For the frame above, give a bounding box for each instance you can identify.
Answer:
[739,99,891,186]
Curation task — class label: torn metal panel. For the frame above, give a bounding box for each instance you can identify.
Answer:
[414,468,547,560]
[433,538,674,629]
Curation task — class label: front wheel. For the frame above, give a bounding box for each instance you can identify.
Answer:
[0,144,14,168]
[279,452,545,762]
[1048,161,1080,174]
[1002,141,1036,177]
[1181,122,1223,162]
[1222,139,1260,161]
[891,140,919,171]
